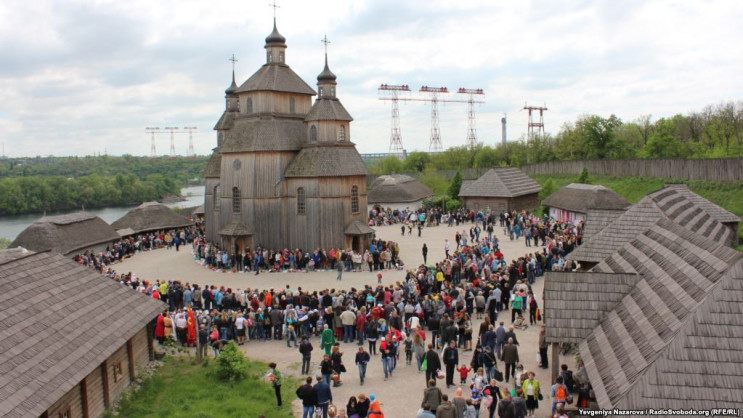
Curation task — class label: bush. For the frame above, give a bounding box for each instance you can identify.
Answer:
[214,341,249,381]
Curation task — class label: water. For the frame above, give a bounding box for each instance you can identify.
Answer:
[0,185,205,241]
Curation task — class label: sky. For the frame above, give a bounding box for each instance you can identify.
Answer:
[1,0,742,157]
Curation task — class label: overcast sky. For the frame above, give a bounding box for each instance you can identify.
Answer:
[1,0,742,157]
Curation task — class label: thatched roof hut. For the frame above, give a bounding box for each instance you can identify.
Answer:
[576,218,743,410]
[543,183,630,213]
[367,175,432,210]
[568,185,738,269]
[111,202,193,234]
[10,212,120,256]
[0,249,165,417]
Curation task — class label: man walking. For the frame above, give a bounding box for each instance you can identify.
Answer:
[355,346,370,385]
[442,340,459,388]
[422,243,428,264]
[296,376,316,418]
[299,336,313,375]
[501,337,519,383]
[424,343,442,383]
[313,375,333,418]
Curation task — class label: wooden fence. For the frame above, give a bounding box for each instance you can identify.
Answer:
[520,158,743,181]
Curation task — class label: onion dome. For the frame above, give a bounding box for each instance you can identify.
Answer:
[265,18,286,47]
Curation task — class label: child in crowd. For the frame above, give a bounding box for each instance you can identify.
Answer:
[457,364,472,384]
[404,333,413,365]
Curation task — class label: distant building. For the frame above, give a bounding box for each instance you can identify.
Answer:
[541,183,630,225]
[367,174,433,212]
[0,248,164,418]
[10,212,119,256]
[204,19,371,253]
[457,167,541,212]
[111,201,193,235]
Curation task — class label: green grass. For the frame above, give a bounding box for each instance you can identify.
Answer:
[115,356,296,418]
[532,174,743,251]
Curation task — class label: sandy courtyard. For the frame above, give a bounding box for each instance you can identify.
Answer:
[117,223,571,417]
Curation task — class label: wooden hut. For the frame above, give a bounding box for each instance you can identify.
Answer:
[568,185,738,270]
[10,212,120,256]
[662,183,739,245]
[541,183,629,224]
[367,174,433,212]
[457,167,541,212]
[111,202,193,235]
[569,218,743,410]
[0,248,165,418]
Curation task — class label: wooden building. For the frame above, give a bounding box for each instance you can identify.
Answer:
[568,184,739,271]
[10,212,120,256]
[204,19,370,252]
[544,218,743,410]
[367,174,433,212]
[111,201,193,235]
[457,167,541,212]
[0,248,164,418]
[541,183,629,225]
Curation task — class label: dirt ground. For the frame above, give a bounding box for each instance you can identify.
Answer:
[118,222,573,417]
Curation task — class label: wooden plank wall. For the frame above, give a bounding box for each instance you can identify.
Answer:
[244,92,312,115]
[46,383,83,418]
[107,345,132,404]
[84,367,105,418]
[521,158,743,181]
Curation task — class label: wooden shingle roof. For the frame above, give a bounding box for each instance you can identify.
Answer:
[10,212,120,256]
[662,183,739,224]
[305,98,353,122]
[0,251,165,418]
[111,202,193,234]
[581,218,743,409]
[582,208,625,242]
[368,175,433,204]
[204,149,221,179]
[235,64,316,96]
[219,118,305,153]
[542,183,630,213]
[568,186,735,265]
[284,143,368,178]
[544,271,640,344]
[458,167,541,198]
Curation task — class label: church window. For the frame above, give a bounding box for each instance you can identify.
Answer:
[289,97,295,113]
[214,185,221,211]
[232,187,241,213]
[339,125,346,141]
[310,125,317,141]
[113,361,123,382]
[297,187,306,215]
[319,87,324,96]
[331,87,335,97]
[267,51,272,62]
[351,186,359,214]
[246,98,253,114]
[279,51,285,62]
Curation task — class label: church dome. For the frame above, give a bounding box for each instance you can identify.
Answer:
[317,56,336,83]
[225,74,238,95]
[265,19,286,47]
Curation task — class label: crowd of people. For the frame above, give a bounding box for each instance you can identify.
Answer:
[91,206,589,417]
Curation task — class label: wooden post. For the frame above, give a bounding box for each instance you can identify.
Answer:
[127,339,136,381]
[551,342,560,383]
[101,363,110,409]
[80,377,89,418]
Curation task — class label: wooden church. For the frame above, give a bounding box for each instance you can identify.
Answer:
[204,19,372,254]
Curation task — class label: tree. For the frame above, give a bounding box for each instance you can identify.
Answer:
[368,156,403,175]
[540,178,556,200]
[402,152,430,172]
[448,171,463,199]
[577,167,590,184]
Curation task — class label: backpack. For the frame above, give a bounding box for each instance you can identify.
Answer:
[555,384,567,401]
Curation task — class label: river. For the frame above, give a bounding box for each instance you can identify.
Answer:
[0,185,205,241]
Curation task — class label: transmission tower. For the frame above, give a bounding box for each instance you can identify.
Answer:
[146,127,160,157]
[183,126,198,156]
[457,88,484,149]
[378,84,410,152]
[523,103,548,143]
[420,86,448,151]
[164,127,179,156]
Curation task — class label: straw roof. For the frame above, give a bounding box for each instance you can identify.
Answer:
[111,202,193,234]
[542,183,630,213]
[0,250,165,418]
[580,218,743,410]
[368,175,433,204]
[10,212,120,256]
[568,186,736,265]
[543,271,640,344]
[582,208,625,242]
[458,167,541,198]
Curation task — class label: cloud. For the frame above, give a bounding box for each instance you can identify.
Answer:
[0,0,742,157]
